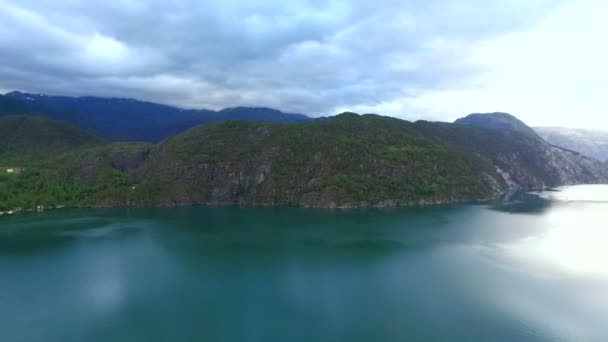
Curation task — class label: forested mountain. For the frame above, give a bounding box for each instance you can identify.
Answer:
[1,112,607,211]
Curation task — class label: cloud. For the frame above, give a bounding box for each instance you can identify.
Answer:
[393,0,608,129]
[2,0,590,127]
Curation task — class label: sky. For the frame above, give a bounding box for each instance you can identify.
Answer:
[0,0,606,129]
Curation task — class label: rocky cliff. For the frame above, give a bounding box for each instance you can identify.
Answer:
[452,113,608,189]
[535,127,608,162]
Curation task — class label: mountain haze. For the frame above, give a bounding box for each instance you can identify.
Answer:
[1,92,311,142]
[535,127,608,162]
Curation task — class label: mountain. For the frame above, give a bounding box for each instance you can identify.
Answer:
[0,115,101,162]
[0,95,31,115]
[217,107,310,122]
[535,127,608,162]
[454,112,539,138]
[133,113,500,207]
[1,112,607,211]
[1,92,311,142]
[451,113,608,188]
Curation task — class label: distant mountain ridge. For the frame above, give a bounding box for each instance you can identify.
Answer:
[0,91,311,142]
[535,127,608,162]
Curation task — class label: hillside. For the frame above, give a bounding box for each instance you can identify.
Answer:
[452,113,608,188]
[1,92,311,142]
[132,114,501,207]
[0,116,132,211]
[0,115,101,162]
[535,127,608,161]
[1,113,607,211]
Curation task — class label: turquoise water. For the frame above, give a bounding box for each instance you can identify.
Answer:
[1,185,608,341]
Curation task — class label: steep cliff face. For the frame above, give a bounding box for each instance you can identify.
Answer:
[535,127,608,162]
[451,113,608,190]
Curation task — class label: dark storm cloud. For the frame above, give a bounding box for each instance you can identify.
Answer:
[0,0,561,115]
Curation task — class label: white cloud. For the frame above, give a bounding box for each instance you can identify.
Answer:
[3,0,599,129]
[391,0,608,129]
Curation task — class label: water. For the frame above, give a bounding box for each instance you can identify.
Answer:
[1,185,608,341]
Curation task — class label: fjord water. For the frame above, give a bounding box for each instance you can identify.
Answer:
[2,186,608,341]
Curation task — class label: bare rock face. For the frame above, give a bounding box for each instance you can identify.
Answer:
[536,127,608,162]
[452,113,608,190]
[546,146,608,184]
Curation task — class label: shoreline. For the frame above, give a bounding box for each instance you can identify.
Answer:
[1,184,588,218]
[0,192,511,218]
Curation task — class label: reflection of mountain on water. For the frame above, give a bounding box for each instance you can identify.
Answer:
[490,190,553,214]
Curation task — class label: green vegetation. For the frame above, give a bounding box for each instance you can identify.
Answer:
[0,115,101,163]
[132,113,502,207]
[0,116,150,211]
[1,112,606,211]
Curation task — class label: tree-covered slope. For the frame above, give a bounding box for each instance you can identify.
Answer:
[0,115,101,162]
[0,140,152,211]
[132,113,502,207]
[1,112,607,211]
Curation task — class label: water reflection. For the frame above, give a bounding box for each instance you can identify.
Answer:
[490,191,553,214]
[2,185,608,341]
[499,186,608,279]
[444,185,608,340]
